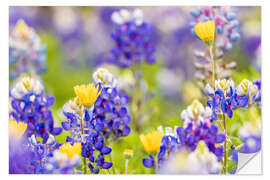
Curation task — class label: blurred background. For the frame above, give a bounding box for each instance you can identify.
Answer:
[9,6,261,174]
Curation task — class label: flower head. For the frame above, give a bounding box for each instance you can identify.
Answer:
[9,119,27,138]
[123,149,134,159]
[194,20,215,46]
[93,68,117,87]
[140,131,163,153]
[74,83,102,106]
[59,142,81,159]
[11,75,44,99]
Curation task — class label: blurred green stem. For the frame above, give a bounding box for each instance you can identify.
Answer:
[209,44,215,88]
[108,151,116,174]
[80,106,87,174]
[130,65,142,132]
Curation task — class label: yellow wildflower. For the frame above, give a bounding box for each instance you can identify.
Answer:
[73,83,101,106]
[123,149,134,158]
[194,20,215,46]
[59,142,81,159]
[140,131,163,153]
[9,119,27,138]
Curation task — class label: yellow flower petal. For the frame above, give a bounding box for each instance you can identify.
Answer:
[140,131,163,153]
[74,83,102,106]
[194,20,215,45]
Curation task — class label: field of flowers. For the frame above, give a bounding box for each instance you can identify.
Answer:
[9,6,261,174]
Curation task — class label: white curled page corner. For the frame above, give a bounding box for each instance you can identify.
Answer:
[237,151,262,174]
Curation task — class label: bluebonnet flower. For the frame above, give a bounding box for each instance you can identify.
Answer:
[9,76,62,141]
[61,68,131,173]
[9,20,47,79]
[62,96,114,174]
[91,68,131,139]
[234,79,261,107]
[159,141,222,174]
[205,79,260,119]
[190,6,240,51]
[177,100,225,161]
[108,9,156,67]
[27,134,60,173]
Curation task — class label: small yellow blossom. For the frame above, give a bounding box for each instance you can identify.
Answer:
[194,20,215,46]
[9,119,27,138]
[59,142,81,159]
[74,83,102,106]
[140,131,163,153]
[123,149,134,158]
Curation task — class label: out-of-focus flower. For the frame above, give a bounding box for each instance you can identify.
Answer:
[159,141,222,174]
[9,19,47,79]
[9,118,27,138]
[9,75,62,140]
[238,107,261,153]
[59,142,81,159]
[45,149,81,174]
[108,8,156,67]
[194,20,215,46]
[182,81,202,103]
[140,131,163,153]
[74,83,102,106]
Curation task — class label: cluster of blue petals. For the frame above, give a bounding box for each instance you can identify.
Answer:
[108,19,156,67]
[10,91,62,142]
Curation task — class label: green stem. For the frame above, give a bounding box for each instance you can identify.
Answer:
[130,65,142,132]
[109,152,116,174]
[80,106,87,174]
[209,45,215,88]
[222,113,227,174]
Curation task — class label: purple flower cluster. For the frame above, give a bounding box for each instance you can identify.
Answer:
[176,123,225,161]
[62,100,114,174]
[91,86,131,138]
[205,79,261,119]
[190,6,240,51]
[10,77,62,141]
[108,9,156,67]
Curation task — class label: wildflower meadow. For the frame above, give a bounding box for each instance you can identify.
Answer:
[9,6,261,174]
